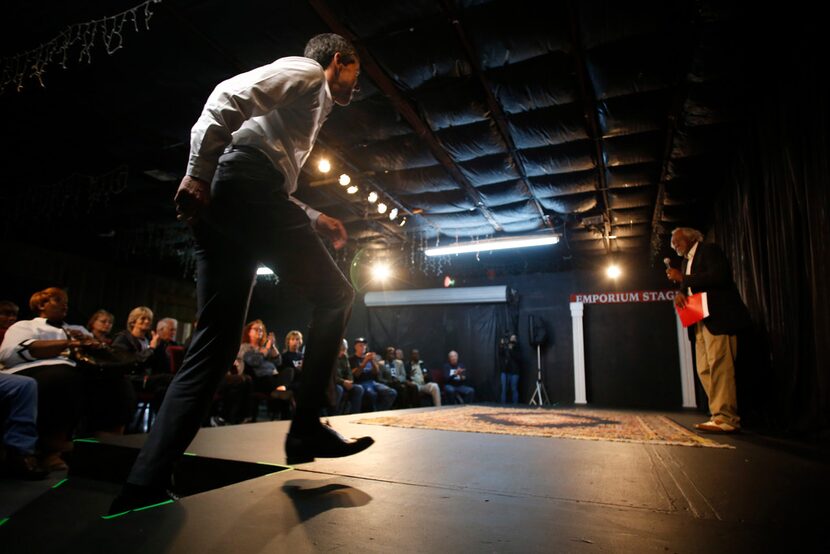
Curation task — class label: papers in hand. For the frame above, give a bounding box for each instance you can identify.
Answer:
[676,292,710,328]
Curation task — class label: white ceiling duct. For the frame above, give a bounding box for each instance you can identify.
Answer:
[364,286,509,307]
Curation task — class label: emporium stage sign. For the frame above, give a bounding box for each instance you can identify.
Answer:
[569,290,677,304]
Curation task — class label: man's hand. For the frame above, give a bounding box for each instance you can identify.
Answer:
[666,268,684,284]
[674,292,688,309]
[343,380,353,390]
[316,213,348,250]
[174,175,210,225]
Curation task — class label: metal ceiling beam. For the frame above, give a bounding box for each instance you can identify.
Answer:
[438,0,551,230]
[649,13,702,264]
[567,1,612,255]
[308,0,504,233]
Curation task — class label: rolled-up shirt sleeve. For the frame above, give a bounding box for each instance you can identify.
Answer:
[187,62,326,184]
[0,323,38,368]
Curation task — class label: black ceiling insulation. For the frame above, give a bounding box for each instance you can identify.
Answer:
[298,0,747,255]
[0,0,751,274]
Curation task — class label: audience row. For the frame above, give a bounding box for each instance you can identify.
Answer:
[0,288,479,481]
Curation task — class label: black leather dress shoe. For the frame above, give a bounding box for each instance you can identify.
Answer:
[108,483,177,516]
[285,420,374,465]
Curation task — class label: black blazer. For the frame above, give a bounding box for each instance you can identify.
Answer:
[680,242,751,338]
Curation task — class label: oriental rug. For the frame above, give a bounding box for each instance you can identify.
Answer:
[356,405,732,449]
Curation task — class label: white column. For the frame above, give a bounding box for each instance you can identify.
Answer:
[675,313,697,408]
[570,302,587,404]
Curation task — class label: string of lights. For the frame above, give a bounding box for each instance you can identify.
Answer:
[0,0,163,93]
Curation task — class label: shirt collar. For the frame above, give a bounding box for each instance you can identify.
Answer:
[686,241,699,260]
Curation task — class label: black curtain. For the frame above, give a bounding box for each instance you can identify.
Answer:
[367,303,509,401]
[712,18,829,432]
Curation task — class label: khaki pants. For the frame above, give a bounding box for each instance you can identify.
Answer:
[694,322,740,427]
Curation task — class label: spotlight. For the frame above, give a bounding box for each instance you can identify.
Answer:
[368,191,378,203]
[389,207,398,221]
[346,185,358,194]
[377,202,388,214]
[606,264,622,279]
[399,217,407,226]
[256,266,274,276]
[338,173,351,186]
[317,158,331,173]
[372,262,391,282]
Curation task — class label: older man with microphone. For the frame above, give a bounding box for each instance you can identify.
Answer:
[665,227,751,433]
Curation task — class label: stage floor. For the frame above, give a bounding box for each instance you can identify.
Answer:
[1,406,827,552]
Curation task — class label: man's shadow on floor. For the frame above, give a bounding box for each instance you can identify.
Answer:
[282,479,373,522]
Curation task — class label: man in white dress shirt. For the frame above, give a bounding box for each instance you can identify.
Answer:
[111,34,373,514]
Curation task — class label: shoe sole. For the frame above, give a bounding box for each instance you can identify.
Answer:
[286,453,315,465]
[285,437,375,466]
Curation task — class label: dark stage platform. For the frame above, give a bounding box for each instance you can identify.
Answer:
[1,406,827,553]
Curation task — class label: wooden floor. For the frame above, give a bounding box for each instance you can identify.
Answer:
[0,405,827,553]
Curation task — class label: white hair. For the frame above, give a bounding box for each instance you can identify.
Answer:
[156,317,178,332]
[672,227,704,244]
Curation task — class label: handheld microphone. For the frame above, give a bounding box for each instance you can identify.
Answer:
[663,257,671,270]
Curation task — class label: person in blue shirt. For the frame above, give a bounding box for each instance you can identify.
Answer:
[348,338,396,411]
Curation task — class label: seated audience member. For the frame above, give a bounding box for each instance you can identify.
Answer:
[334,339,364,415]
[154,318,180,372]
[214,363,252,425]
[395,347,421,407]
[443,350,475,404]
[237,320,292,419]
[0,287,132,469]
[380,346,418,408]
[0,300,20,347]
[112,307,173,417]
[407,349,441,407]
[349,338,396,411]
[87,309,115,345]
[280,329,305,382]
[0,372,49,479]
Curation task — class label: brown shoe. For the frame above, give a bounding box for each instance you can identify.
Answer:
[696,420,738,433]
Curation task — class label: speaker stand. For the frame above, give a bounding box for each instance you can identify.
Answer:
[529,344,551,406]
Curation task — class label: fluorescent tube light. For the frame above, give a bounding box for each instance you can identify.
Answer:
[424,235,559,257]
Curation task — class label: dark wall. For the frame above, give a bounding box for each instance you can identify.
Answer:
[710,16,830,432]
[368,302,509,401]
[584,302,680,409]
[0,240,196,336]
[361,257,684,408]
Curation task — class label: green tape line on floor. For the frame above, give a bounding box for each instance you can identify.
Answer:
[0,517,9,527]
[51,478,68,489]
[133,499,175,512]
[100,499,175,520]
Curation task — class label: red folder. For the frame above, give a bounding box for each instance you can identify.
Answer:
[676,293,707,328]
